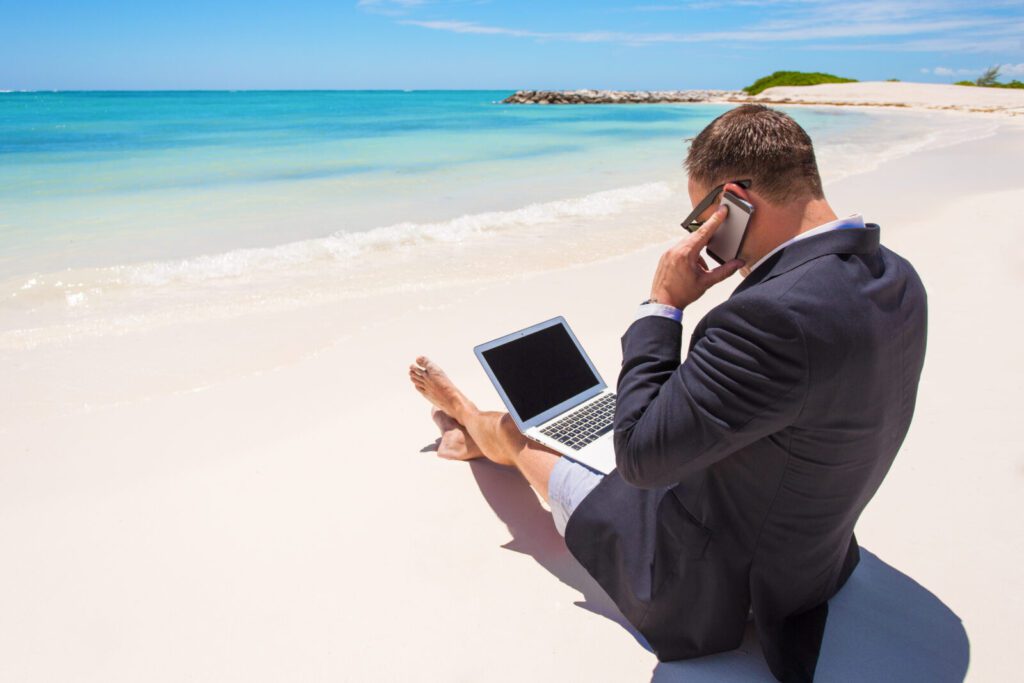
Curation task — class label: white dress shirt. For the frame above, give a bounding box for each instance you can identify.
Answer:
[636,213,865,324]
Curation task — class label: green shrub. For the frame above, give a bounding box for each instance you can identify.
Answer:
[976,66,1000,87]
[953,65,1024,89]
[742,70,857,95]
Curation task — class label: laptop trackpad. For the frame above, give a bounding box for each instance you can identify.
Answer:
[570,436,616,475]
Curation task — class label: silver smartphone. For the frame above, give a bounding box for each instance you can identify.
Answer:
[707,191,754,265]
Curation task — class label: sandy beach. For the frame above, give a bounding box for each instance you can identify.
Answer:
[751,81,1024,116]
[2,85,1023,681]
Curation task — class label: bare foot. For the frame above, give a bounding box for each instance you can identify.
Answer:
[408,355,473,420]
[431,408,483,461]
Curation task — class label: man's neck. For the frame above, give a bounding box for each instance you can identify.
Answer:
[741,198,839,277]
[796,199,839,236]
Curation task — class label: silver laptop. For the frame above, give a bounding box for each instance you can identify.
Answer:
[474,316,616,474]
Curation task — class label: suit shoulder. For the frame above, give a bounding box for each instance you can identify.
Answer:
[879,244,927,295]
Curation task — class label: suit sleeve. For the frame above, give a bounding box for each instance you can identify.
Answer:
[613,299,808,488]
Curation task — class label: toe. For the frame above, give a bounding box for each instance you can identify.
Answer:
[418,356,442,375]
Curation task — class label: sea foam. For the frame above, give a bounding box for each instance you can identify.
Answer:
[118,181,673,287]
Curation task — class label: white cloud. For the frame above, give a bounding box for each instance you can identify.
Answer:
[400,20,537,38]
[400,15,1008,47]
[800,27,1024,54]
[399,20,673,44]
[919,63,1024,77]
[383,1,1024,54]
[921,66,976,75]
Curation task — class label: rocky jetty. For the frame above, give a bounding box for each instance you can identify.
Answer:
[502,89,744,104]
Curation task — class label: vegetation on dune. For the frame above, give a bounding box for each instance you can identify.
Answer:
[742,70,857,95]
[954,65,1024,89]
[955,80,1024,89]
[977,65,1001,86]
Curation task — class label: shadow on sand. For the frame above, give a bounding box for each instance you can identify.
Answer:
[460,456,970,682]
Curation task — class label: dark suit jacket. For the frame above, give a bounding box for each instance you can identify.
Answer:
[563,224,928,682]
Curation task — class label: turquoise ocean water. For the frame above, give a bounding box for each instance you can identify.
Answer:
[0,91,990,345]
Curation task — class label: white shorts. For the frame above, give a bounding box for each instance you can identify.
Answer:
[547,455,605,536]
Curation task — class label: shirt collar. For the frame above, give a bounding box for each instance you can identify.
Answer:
[746,213,865,276]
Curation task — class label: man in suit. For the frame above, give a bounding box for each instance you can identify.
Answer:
[408,104,927,682]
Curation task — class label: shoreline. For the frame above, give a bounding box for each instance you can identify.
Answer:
[2,112,1012,421]
[0,105,1004,353]
[502,81,1024,117]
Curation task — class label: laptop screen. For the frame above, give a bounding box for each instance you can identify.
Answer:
[480,322,600,422]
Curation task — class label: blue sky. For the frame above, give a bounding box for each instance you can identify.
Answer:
[3,0,1023,90]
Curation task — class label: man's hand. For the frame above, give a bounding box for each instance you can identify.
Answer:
[649,204,745,310]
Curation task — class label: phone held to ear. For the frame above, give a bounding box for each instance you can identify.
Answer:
[707,191,754,265]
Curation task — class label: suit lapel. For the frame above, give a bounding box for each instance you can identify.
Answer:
[731,223,881,298]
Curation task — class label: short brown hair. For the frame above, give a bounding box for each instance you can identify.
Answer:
[685,104,824,204]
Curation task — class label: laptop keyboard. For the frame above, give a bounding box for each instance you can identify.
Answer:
[539,394,616,450]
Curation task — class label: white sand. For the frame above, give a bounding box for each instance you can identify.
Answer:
[751,80,1024,116]
[1,101,1022,680]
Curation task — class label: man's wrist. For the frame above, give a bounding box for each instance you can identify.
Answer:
[642,296,681,307]
[636,299,683,323]
[646,289,693,309]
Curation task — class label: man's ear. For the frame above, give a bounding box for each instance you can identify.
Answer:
[722,181,751,203]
